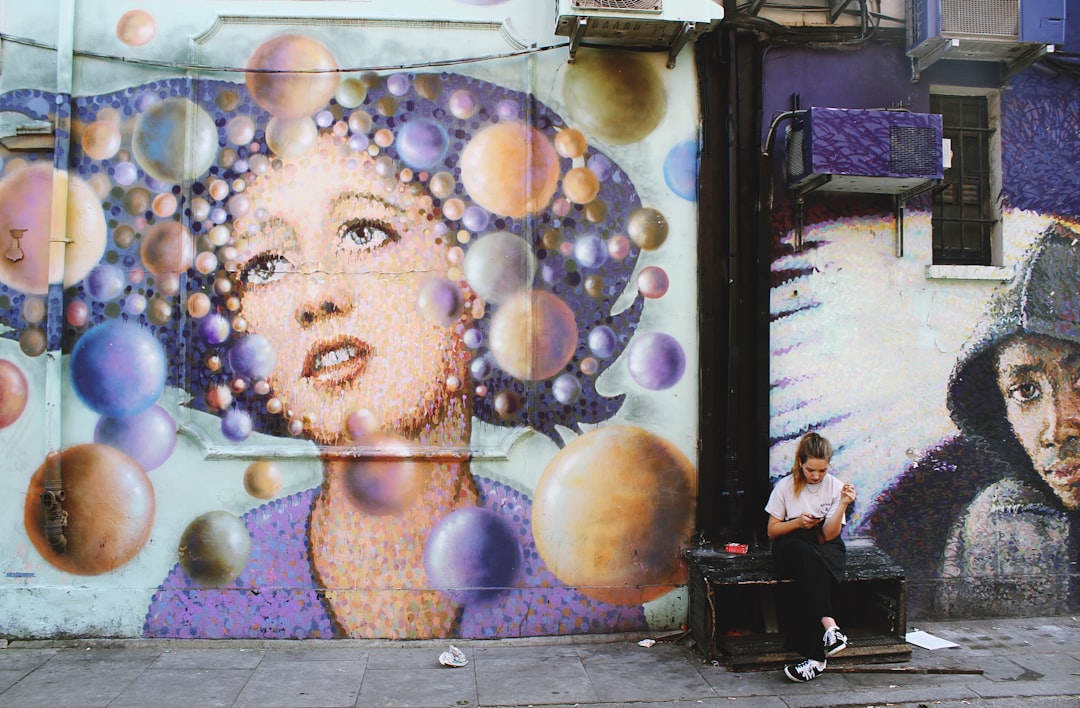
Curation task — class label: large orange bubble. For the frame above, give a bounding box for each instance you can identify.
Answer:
[0,358,29,428]
[0,164,107,295]
[488,290,577,381]
[116,9,156,47]
[246,34,340,119]
[24,445,155,575]
[532,425,696,604]
[563,49,666,146]
[460,122,560,218]
[140,220,193,278]
[81,120,122,161]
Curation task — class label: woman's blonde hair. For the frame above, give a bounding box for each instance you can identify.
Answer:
[790,431,832,497]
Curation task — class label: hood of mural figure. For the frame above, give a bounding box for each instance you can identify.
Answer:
[947,222,1080,474]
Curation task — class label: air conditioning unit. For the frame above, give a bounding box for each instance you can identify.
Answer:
[907,0,1066,78]
[554,0,724,68]
[786,108,944,196]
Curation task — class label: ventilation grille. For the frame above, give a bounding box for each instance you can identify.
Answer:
[786,125,806,179]
[940,0,1018,37]
[890,125,939,175]
[571,0,663,10]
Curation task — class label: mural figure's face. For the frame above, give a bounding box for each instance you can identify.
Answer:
[233,135,469,445]
[996,333,1080,509]
[801,457,829,485]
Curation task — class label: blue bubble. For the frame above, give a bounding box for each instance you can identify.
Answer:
[70,320,167,417]
[396,118,449,170]
[663,139,699,202]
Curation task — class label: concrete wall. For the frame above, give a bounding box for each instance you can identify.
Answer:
[0,0,702,638]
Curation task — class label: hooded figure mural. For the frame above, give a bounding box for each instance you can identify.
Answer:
[869,223,1080,619]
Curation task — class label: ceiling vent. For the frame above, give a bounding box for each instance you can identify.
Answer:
[554,0,723,68]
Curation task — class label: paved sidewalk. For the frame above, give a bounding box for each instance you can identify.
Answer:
[0,615,1077,707]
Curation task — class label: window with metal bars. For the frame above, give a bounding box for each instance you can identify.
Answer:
[931,94,995,265]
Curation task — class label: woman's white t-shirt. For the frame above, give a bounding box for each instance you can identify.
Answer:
[765,473,847,525]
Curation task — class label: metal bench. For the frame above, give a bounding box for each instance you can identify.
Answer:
[686,538,911,670]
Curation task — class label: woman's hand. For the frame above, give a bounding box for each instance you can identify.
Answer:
[798,512,823,529]
[841,483,857,506]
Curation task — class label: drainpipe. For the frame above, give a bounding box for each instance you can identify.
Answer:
[42,0,76,553]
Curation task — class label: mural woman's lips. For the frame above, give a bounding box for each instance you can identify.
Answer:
[302,336,372,386]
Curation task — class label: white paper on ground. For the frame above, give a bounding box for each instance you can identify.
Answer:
[905,629,959,650]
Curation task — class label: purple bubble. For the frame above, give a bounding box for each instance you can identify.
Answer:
[586,153,613,181]
[221,408,253,442]
[113,162,138,186]
[463,328,484,349]
[386,74,410,97]
[470,354,494,381]
[462,206,490,233]
[496,100,519,120]
[228,334,277,380]
[70,320,167,417]
[664,139,699,202]
[573,235,607,269]
[627,332,686,391]
[85,263,126,301]
[552,373,581,405]
[423,507,521,603]
[396,118,449,170]
[198,313,231,345]
[94,404,177,471]
[348,134,370,152]
[587,325,617,359]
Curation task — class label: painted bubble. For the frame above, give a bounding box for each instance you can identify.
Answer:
[386,73,410,96]
[152,192,177,217]
[139,220,193,278]
[532,425,696,604]
[460,121,560,218]
[94,404,177,472]
[587,153,613,181]
[0,359,29,429]
[245,34,340,119]
[587,325,618,359]
[563,49,666,145]
[178,510,251,587]
[417,277,465,327]
[244,460,283,499]
[113,161,137,185]
[396,118,449,170]
[221,408,253,442]
[493,389,522,418]
[228,334,277,380]
[335,77,368,108]
[429,171,456,199]
[116,9,156,46]
[448,89,478,120]
[573,234,607,269]
[461,206,489,233]
[123,187,151,215]
[554,128,587,159]
[627,207,669,251]
[637,265,669,299]
[265,116,318,158]
[226,115,256,146]
[423,506,521,603]
[132,97,217,183]
[198,313,231,345]
[664,139,699,201]
[70,320,167,418]
[85,263,126,301]
[463,231,536,305]
[489,290,577,381]
[81,120,122,160]
[552,373,581,405]
[0,164,107,294]
[124,293,147,316]
[608,234,630,260]
[19,328,45,358]
[24,444,155,575]
[21,296,45,323]
[469,354,494,381]
[562,166,600,205]
[627,331,685,390]
[339,436,431,515]
[66,300,89,328]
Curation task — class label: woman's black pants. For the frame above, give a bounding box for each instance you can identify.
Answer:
[772,531,845,661]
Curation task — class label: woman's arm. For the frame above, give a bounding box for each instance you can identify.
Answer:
[821,482,857,542]
[767,513,823,539]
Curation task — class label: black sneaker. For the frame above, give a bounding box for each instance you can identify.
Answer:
[784,658,825,682]
[824,627,848,656]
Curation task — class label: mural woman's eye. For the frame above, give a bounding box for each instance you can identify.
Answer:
[338,219,399,251]
[1008,381,1041,404]
[240,252,292,286]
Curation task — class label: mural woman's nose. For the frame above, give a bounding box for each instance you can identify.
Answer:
[1049,385,1080,449]
[295,298,346,328]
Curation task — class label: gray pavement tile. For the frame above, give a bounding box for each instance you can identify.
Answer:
[109,668,252,707]
[476,658,598,706]
[233,658,367,708]
[258,646,370,664]
[365,645,467,670]
[357,666,477,707]
[779,682,983,708]
[46,645,164,662]
[0,648,56,671]
[0,668,29,693]
[701,668,794,697]
[1001,652,1080,680]
[0,659,150,708]
[970,677,1080,699]
[150,647,266,669]
[584,656,720,703]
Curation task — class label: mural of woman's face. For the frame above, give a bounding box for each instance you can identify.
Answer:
[996,333,1080,509]
[232,135,469,445]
